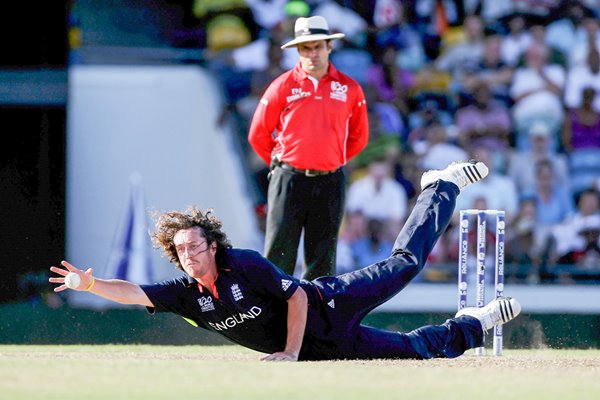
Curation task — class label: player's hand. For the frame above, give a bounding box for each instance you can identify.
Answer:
[49,260,94,292]
[260,351,298,362]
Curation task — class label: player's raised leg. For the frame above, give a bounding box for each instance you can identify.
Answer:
[311,161,490,323]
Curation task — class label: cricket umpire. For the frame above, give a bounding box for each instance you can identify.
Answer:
[248,15,369,280]
[50,161,521,361]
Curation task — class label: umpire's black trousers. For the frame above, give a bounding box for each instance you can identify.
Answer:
[264,165,345,280]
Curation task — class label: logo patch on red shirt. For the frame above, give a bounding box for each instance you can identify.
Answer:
[286,87,311,102]
[330,81,348,102]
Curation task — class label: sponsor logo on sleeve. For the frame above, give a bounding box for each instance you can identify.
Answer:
[281,279,293,291]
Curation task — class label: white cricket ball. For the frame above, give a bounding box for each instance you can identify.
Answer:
[64,272,81,289]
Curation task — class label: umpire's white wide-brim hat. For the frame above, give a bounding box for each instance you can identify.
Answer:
[281,16,345,49]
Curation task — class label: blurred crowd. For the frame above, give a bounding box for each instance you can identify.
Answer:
[171,0,600,284]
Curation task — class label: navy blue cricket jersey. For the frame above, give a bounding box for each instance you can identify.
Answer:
[141,248,324,355]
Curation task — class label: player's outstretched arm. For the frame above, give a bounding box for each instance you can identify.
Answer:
[49,260,154,307]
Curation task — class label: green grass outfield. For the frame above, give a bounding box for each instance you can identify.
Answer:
[1,345,599,400]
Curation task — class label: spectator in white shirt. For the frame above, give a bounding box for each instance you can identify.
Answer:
[345,158,408,240]
[509,41,566,151]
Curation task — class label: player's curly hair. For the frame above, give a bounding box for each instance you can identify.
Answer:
[151,207,232,271]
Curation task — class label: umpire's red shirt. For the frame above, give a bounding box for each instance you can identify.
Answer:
[248,62,369,171]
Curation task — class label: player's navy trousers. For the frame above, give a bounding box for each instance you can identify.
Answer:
[299,180,484,360]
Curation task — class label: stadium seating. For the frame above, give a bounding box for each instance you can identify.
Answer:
[330,48,373,86]
[569,148,600,194]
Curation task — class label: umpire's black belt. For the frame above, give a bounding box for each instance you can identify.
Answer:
[277,162,339,177]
